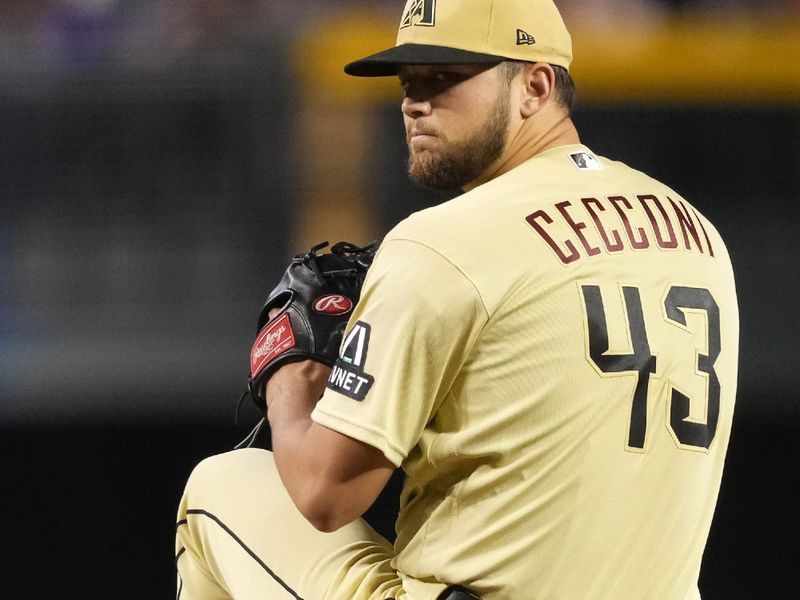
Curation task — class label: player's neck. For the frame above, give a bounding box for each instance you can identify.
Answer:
[463,114,580,192]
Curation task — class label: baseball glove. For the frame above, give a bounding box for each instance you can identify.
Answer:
[245,240,378,411]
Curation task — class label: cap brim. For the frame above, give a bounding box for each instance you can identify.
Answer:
[344,44,505,77]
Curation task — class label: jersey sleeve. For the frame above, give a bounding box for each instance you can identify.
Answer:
[311,237,488,467]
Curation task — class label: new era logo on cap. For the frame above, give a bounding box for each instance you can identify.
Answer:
[517,29,535,45]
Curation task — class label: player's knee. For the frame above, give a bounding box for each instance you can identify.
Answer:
[183,448,279,504]
[189,448,272,478]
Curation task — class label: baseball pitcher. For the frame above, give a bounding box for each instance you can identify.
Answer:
[175,1,739,599]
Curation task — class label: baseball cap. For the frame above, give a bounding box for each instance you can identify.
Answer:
[344,0,573,77]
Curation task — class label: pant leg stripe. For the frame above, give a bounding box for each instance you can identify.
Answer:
[178,508,305,600]
[175,546,186,599]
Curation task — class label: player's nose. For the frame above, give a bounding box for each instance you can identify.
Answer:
[401,95,433,119]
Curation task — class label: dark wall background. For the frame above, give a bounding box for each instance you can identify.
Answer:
[3,414,794,598]
[1,13,798,600]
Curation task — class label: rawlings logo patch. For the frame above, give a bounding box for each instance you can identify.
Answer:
[250,312,296,378]
[327,321,374,401]
[313,294,353,315]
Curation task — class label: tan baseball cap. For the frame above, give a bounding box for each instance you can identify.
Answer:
[345,0,572,77]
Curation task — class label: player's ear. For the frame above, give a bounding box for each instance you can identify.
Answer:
[519,62,556,118]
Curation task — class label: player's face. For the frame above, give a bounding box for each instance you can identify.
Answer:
[399,64,511,190]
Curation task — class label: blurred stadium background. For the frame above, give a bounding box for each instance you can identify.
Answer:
[1,1,798,597]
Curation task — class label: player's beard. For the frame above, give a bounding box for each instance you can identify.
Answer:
[406,92,510,190]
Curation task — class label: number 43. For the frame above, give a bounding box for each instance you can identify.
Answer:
[581,285,721,452]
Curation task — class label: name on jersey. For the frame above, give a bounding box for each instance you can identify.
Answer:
[526,194,715,265]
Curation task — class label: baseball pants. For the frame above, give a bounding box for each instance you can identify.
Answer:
[175,448,450,600]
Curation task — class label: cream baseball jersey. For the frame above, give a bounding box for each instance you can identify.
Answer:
[311,144,739,600]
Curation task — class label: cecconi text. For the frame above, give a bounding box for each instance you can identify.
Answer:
[526,194,715,265]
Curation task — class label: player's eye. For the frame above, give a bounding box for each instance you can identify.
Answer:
[399,70,467,100]
[432,71,469,88]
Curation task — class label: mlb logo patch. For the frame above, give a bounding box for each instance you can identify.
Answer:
[569,152,603,171]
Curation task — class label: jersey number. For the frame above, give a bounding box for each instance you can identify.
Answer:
[581,285,721,451]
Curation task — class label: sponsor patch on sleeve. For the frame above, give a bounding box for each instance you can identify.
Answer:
[326,321,374,401]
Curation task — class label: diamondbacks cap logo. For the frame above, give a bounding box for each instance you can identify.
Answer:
[401,0,436,29]
[250,312,296,379]
[313,294,353,315]
[517,29,536,45]
[569,152,603,171]
[327,321,374,401]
